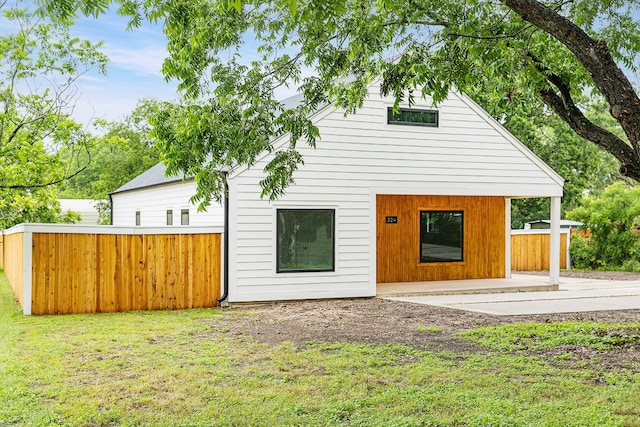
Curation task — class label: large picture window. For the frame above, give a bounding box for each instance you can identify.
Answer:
[277,209,335,273]
[420,211,463,263]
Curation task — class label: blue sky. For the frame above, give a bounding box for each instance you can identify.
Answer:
[68,11,179,126]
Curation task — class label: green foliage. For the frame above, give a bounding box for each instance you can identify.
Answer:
[501,99,619,228]
[567,182,640,269]
[37,0,640,207]
[59,99,162,200]
[0,2,107,228]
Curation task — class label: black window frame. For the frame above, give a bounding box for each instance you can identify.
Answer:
[276,208,336,273]
[135,210,141,226]
[166,209,173,226]
[181,209,189,225]
[419,210,464,263]
[387,107,439,127]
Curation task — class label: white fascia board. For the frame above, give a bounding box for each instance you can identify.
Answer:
[369,185,563,198]
[2,223,223,235]
[511,228,570,235]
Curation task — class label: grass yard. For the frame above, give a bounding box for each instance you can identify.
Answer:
[1,271,640,426]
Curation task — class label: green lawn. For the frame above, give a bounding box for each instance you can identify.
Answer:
[1,272,639,427]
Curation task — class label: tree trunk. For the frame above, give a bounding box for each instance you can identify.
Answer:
[502,0,640,181]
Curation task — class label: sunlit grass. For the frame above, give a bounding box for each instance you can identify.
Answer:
[461,321,640,351]
[1,272,639,426]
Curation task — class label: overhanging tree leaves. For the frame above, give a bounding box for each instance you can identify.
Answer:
[0,2,108,227]
[38,0,640,204]
[59,99,162,200]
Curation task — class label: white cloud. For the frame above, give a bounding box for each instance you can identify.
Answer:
[101,44,168,77]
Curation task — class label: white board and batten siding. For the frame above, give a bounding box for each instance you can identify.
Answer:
[111,180,224,227]
[227,85,564,303]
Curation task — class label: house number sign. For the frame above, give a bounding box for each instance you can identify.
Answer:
[386,216,398,224]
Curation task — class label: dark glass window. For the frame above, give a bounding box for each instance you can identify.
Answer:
[181,209,189,225]
[166,209,173,226]
[135,210,141,226]
[387,107,438,126]
[277,209,335,273]
[420,211,463,263]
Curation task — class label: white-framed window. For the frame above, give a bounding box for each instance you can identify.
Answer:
[276,208,335,273]
[181,209,189,225]
[166,209,173,226]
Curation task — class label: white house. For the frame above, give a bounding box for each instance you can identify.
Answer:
[110,163,224,227]
[111,84,564,304]
[59,199,103,225]
[524,219,583,230]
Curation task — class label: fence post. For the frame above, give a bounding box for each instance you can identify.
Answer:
[23,230,33,315]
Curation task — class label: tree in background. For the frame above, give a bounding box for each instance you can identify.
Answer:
[502,100,620,228]
[37,0,640,209]
[567,182,640,271]
[0,2,107,228]
[59,99,162,200]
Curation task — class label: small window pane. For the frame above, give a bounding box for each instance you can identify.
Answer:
[277,209,335,272]
[388,107,438,126]
[166,209,173,225]
[420,211,463,263]
[135,211,141,226]
[181,209,189,225]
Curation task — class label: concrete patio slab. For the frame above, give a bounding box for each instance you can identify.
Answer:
[377,274,558,297]
[382,274,640,315]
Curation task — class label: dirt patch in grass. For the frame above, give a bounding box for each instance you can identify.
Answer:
[212,270,640,372]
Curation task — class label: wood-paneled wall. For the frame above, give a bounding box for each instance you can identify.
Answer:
[511,232,568,271]
[30,233,221,315]
[377,195,506,283]
[3,232,25,308]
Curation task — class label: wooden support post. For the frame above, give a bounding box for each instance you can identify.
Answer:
[549,197,561,285]
[505,198,511,279]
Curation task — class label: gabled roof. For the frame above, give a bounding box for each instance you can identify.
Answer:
[110,162,186,195]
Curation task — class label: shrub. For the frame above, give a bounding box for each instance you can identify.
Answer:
[567,182,640,270]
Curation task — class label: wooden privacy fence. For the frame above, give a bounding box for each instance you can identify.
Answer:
[511,229,570,271]
[1,224,223,315]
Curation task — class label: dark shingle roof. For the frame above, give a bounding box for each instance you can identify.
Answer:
[110,163,186,195]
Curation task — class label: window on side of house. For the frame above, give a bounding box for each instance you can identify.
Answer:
[181,209,189,225]
[420,211,463,263]
[277,209,335,273]
[387,107,438,127]
[166,209,173,225]
[135,210,141,226]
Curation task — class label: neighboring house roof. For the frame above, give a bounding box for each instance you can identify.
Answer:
[525,220,583,229]
[110,162,186,195]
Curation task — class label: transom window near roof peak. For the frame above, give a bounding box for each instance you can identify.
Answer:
[387,107,439,127]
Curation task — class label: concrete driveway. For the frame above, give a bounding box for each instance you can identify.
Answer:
[384,274,640,315]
